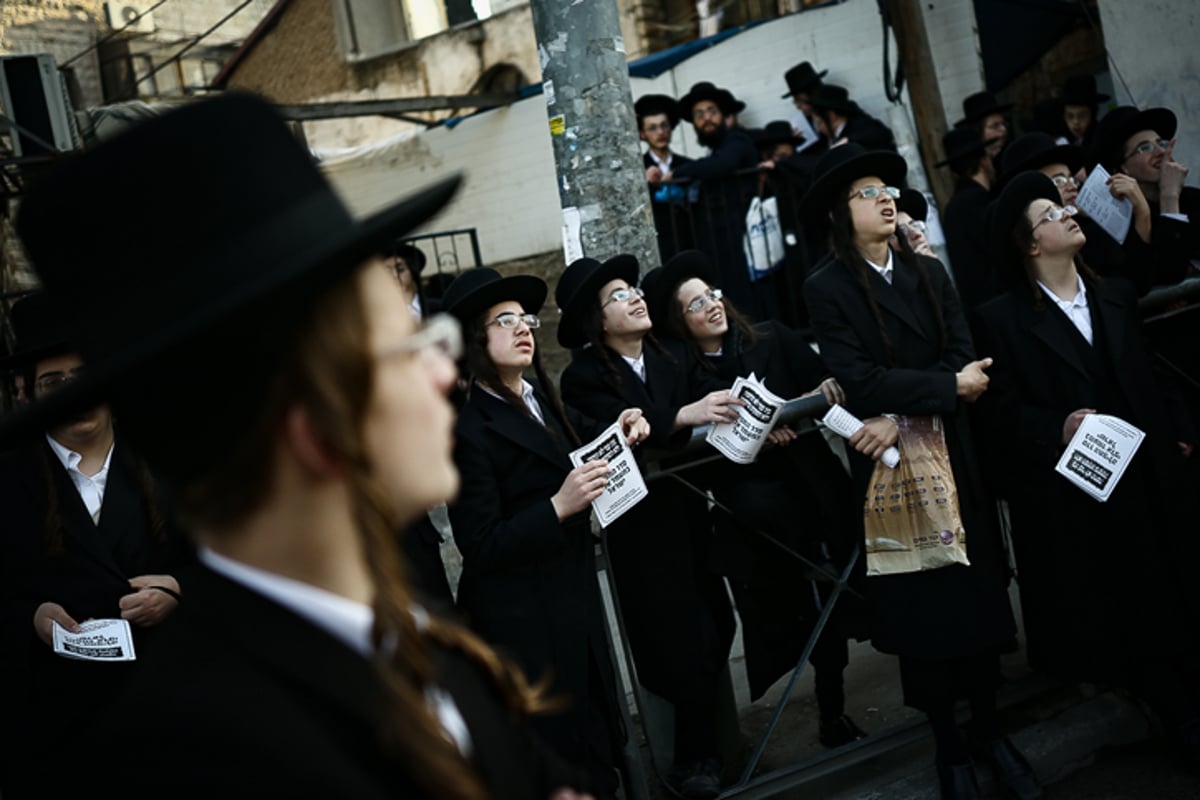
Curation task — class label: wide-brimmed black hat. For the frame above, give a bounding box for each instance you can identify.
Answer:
[956,91,1013,126]
[995,132,1084,189]
[807,84,860,116]
[718,88,746,115]
[0,92,460,461]
[394,241,428,274]
[753,121,804,149]
[0,292,70,373]
[782,61,827,98]
[896,188,928,223]
[635,94,682,128]
[1062,74,1109,108]
[440,267,546,327]
[935,126,999,168]
[555,254,640,348]
[678,82,738,121]
[988,171,1062,267]
[1091,105,1177,172]
[642,249,719,328]
[799,143,908,220]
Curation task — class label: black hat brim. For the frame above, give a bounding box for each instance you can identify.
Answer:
[934,136,1001,167]
[996,143,1084,190]
[395,242,428,274]
[678,87,729,122]
[1096,107,1178,169]
[556,255,640,349]
[444,273,547,327]
[799,150,908,221]
[0,175,462,448]
[644,250,718,326]
[781,68,828,99]
[955,102,1014,127]
[988,171,1062,272]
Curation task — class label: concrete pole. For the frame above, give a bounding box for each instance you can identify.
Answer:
[528,0,658,275]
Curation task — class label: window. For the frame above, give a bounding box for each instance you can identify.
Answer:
[331,0,501,62]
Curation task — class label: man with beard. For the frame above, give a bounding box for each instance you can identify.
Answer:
[663,82,770,320]
[956,90,1011,161]
[637,93,695,262]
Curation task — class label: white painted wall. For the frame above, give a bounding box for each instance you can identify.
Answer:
[1097,0,1199,188]
[322,0,987,263]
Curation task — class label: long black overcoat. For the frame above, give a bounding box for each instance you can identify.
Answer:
[803,254,1017,661]
[971,277,1200,681]
[448,385,624,779]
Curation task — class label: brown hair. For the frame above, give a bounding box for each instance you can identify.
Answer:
[1005,203,1101,312]
[663,278,757,373]
[178,275,555,800]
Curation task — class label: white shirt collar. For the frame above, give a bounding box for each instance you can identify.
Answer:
[865,250,895,282]
[621,352,646,381]
[648,150,673,171]
[45,435,115,521]
[1036,273,1087,310]
[477,378,545,425]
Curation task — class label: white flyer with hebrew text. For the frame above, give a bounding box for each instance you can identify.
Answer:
[52,618,137,662]
[706,373,788,464]
[1054,413,1145,502]
[569,421,648,527]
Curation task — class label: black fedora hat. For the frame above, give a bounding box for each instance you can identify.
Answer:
[0,92,460,457]
[0,291,71,373]
[678,82,737,121]
[956,91,1013,126]
[807,84,860,116]
[782,61,827,98]
[635,94,682,128]
[1062,74,1109,108]
[718,88,746,115]
[995,132,1084,189]
[799,143,908,220]
[555,254,640,348]
[896,188,928,223]
[394,241,428,274]
[643,249,719,328]
[753,121,804,149]
[1091,105,1177,172]
[935,126,998,167]
[988,171,1061,268]
[440,267,547,327]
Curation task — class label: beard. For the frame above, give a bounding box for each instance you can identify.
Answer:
[696,125,727,150]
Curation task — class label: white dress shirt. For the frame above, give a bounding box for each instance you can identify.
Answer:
[866,250,895,285]
[46,435,114,523]
[1037,274,1093,345]
[478,379,545,425]
[621,352,647,382]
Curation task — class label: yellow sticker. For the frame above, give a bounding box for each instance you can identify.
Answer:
[549,115,566,136]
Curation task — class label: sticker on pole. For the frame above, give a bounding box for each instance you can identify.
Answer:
[549,115,566,136]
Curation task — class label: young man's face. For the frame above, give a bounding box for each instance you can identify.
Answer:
[1121,129,1170,184]
[1063,105,1092,141]
[793,92,813,116]
[35,352,112,443]
[639,113,674,151]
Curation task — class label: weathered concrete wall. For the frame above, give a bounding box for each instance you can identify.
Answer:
[1097,0,1199,188]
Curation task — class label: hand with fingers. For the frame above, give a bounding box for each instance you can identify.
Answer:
[33,602,80,647]
[1158,140,1189,212]
[1107,171,1151,241]
[955,357,992,403]
[1062,408,1096,445]
[552,460,610,520]
[766,424,799,447]
[121,574,182,627]
[675,390,743,429]
[617,408,651,446]
[802,376,845,407]
[849,416,899,461]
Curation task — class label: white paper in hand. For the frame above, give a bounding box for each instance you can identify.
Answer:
[821,404,900,468]
[569,421,648,528]
[1054,413,1145,502]
[705,374,788,464]
[52,618,137,662]
[1076,164,1133,245]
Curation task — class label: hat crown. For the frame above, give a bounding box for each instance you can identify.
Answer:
[555,255,639,348]
[442,267,503,314]
[1062,74,1108,106]
[989,170,1062,262]
[2,292,68,366]
[783,61,825,95]
[961,91,1005,120]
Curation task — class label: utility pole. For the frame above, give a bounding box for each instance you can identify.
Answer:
[528,0,658,274]
[887,0,954,210]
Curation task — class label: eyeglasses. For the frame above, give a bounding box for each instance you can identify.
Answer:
[900,220,927,236]
[848,185,901,201]
[601,286,645,308]
[488,312,541,330]
[685,288,724,315]
[1032,204,1078,230]
[1123,138,1170,160]
[692,105,723,120]
[1049,174,1078,188]
[34,370,81,395]
[643,122,672,134]
[379,313,463,362]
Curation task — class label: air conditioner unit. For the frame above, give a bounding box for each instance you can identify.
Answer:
[104,1,156,34]
[0,54,81,157]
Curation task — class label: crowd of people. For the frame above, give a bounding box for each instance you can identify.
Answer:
[0,57,1198,800]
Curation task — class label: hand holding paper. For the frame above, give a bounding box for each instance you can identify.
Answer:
[822,404,900,468]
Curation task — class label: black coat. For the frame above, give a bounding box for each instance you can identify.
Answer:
[839,113,898,152]
[802,253,1016,662]
[644,150,696,263]
[560,342,735,706]
[447,385,623,783]
[56,564,582,799]
[971,278,1200,681]
[943,178,998,310]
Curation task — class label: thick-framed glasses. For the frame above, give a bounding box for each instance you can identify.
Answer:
[34,370,82,395]
[685,288,724,315]
[379,313,462,362]
[601,286,645,308]
[488,312,540,330]
[1049,174,1078,188]
[848,185,901,201]
[900,220,927,237]
[1033,204,1078,230]
[1123,138,1170,160]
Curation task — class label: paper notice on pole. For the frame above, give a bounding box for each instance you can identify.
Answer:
[52,618,136,662]
[705,373,788,464]
[1054,413,1145,502]
[569,421,648,528]
[562,206,583,263]
[1076,163,1133,244]
[821,404,901,468]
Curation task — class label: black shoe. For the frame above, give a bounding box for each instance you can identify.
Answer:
[978,737,1042,800]
[936,759,981,800]
[819,713,869,747]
